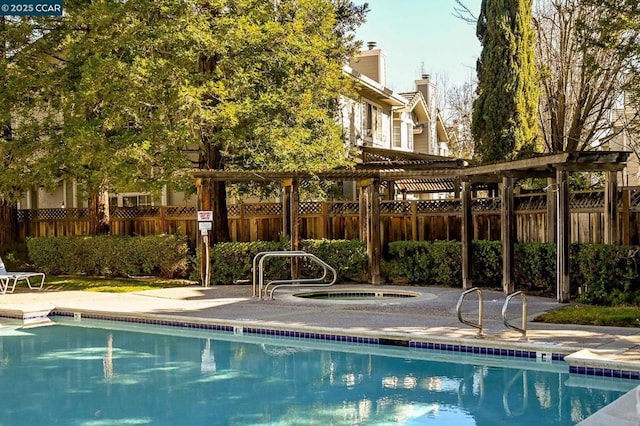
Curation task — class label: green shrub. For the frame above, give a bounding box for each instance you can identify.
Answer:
[470,240,502,287]
[430,241,462,287]
[205,239,367,286]
[27,235,189,278]
[385,241,461,286]
[514,243,556,294]
[207,240,290,285]
[574,244,640,305]
[386,241,435,284]
[301,239,367,282]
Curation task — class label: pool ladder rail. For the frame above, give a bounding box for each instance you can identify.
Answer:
[456,288,528,336]
[251,251,337,300]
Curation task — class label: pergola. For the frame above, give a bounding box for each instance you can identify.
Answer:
[192,150,630,302]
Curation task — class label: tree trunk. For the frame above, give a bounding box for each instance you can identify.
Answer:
[0,200,17,246]
[88,190,110,235]
[198,52,230,243]
[200,144,230,243]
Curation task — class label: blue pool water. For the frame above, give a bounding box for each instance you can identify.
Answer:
[0,317,635,425]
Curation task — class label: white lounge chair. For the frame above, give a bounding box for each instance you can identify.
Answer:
[0,256,46,294]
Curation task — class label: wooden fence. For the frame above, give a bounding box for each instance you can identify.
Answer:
[15,188,640,247]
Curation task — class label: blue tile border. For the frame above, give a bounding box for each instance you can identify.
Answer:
[569,365,640,380]
[409,340,539,359]
[49,310,640,381]
[53,311,235,333]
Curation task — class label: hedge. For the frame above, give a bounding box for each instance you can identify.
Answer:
[384,241,640,305]
[26,234,189,278]
[205,239,367,286]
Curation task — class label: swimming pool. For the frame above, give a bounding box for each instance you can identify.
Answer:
[0,317,635,425]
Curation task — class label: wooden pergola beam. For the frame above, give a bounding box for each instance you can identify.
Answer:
[191,151,631,297]
[501,176,515,294]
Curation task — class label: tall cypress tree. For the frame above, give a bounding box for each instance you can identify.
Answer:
[472,0,540,162]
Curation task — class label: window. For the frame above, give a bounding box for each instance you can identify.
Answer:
[363,101,383,142]
[406,123,414,151]
[393,119,402,147]
[111,193,153,207]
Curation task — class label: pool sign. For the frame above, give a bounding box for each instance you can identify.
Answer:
[197,211,213,222]
[199,221,212,231]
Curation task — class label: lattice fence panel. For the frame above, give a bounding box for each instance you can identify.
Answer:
[515,194,547,211]
[571,191,604,210]
[299,202,322,215]
[327,202,359,215]
[380,201,412,215]
[473,198,501,212]
[244,203,281,216]
[628,188,640,211]
[111,207,161,218]
[164,206,196,217]
[415,200,461,214]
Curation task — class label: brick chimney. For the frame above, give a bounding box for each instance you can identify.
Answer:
[349,42,387,86]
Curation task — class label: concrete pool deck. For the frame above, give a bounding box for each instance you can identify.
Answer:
[1,283,639,424]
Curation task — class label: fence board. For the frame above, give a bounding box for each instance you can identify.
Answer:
[15,190,640,247]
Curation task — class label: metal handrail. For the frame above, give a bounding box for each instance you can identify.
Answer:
[502,291,527,336]
[265,253,337,300]
[456,287,483,336]
[252,251,337,300]
[251,251,305,297]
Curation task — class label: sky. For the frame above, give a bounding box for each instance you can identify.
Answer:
[354,0,481,92]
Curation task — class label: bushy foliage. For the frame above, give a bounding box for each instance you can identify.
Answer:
[205,239,367,286]
[385,241,461,287]
[384,240,640,305]
[470,240,502,287]
[301,239,367,282]
[26,235,189,278]
[574,244,640,305]
[206,240,290,286]
[514,243,556,293]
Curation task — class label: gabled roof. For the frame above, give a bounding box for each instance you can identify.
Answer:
[343,65,408,107]
[398,91,430,123]
[435,110,449,142]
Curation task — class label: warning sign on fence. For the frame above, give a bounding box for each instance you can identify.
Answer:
[197,211,213,222]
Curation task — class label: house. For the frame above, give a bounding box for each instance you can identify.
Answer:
[609,101,640,186]
[341,42,450,158]
[339,43,452,199]
[18,44,452,209]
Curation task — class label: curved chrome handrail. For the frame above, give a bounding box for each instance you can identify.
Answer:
[252,251,337,300]
[502,291,527,336]
[456,287,483,336]
[266,253,337,300]
[251,250,305,297]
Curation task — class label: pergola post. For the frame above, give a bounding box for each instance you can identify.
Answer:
[461,180,473,289]
[556,168,570,303]
[282,179,292,238]
[501,176,515,294]
[358,180,369,243]
[369,179,382,285]
[622,187,631,246]
[604,170,619,245]
[290,178,301,279]
[546,176,557,243]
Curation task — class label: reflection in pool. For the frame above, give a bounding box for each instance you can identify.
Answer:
[0,318,634,425]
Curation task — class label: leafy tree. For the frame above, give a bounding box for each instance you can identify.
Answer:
[1,0,367,238]
[472,0,540,163]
